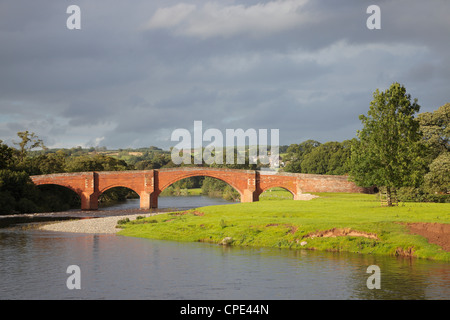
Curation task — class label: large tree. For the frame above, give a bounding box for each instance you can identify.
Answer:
[350,82,426,205]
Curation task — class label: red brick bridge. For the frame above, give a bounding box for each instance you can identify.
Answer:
[30,167,369,210]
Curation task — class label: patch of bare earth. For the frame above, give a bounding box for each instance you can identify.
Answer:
[172,210,204,216]
[265,223,298,235]
[302,228,379,240]
[403,222,450,252]
[296,194,319,200]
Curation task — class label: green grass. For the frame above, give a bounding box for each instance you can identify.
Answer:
[160,187,203,196]
[184,188,203,196]
[259,187,294,200]
[118,192,450,261]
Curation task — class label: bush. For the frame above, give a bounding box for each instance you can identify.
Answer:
[116,218,130,225]
[16,198,38,213]
[0,169,37,200]
[0,191,16,215]
[397,186,450,203]
[424,153,450,194]
[397,187,421,202]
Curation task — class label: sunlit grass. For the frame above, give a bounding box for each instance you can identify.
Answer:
[118,192,450,261]
[259,187,293,200]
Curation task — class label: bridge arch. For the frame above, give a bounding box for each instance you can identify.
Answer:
[97,185,140,208]
[158,172,243,198]
[99,184,141,197]
[35,182,82,197]
[258,184,296,198]
[258,186,295,200]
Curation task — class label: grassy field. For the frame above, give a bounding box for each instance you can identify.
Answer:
[118,191,450,261]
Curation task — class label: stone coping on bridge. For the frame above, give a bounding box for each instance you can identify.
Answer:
[156,167,257,174]
[30,168,353,181]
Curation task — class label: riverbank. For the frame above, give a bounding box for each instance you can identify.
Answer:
[117,193,450,261]
[39,213,159,234]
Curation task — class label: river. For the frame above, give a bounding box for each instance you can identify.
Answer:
[0,196,449,300]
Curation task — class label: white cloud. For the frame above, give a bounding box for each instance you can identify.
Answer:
[145,0,311,39]
[289,40,430,66]
[145,3,196,29]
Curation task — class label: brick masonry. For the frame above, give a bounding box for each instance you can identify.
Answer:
[31,168,371,210]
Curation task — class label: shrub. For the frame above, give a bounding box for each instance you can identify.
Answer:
[0,191,16,215]
[16,198,38,213]
[116,218,130,225]
[397,186,450,203]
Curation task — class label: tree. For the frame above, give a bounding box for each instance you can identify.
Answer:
[13,131,46,163]
[64,154,128,172]
[327,139,353,175]
[299,141,352,175]
[423,153,450,194]
[0,169,40,214]
[418,103,450,195]
[350,83,426,206]
[35,152,67,174]
[283,140,321,173]
[300,143,330,174]
[0,140,15,170]
[417,103,449,160]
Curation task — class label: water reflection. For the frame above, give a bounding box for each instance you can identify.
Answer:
[101,196,235,211]
[1,197,449,300]
[0,228,449,300]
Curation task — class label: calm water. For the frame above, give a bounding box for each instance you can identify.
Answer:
[101,195,236,211]
[0,196,449,300]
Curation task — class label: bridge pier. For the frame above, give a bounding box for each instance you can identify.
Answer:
[140,191,158,209]
[81,192,99,210]
[241,172,258,203]
[241,189,259,202]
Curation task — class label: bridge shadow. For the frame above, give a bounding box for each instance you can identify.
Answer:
[36,184,81,212]
[98,186,139,209]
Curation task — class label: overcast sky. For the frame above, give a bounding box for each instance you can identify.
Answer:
[1,0,449,150]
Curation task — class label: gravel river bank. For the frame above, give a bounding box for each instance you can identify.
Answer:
[38,212,162,234]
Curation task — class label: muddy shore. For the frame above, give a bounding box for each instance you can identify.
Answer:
[404,222,450,252]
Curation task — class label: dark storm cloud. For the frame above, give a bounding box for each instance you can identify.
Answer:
[0,0,449,149]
